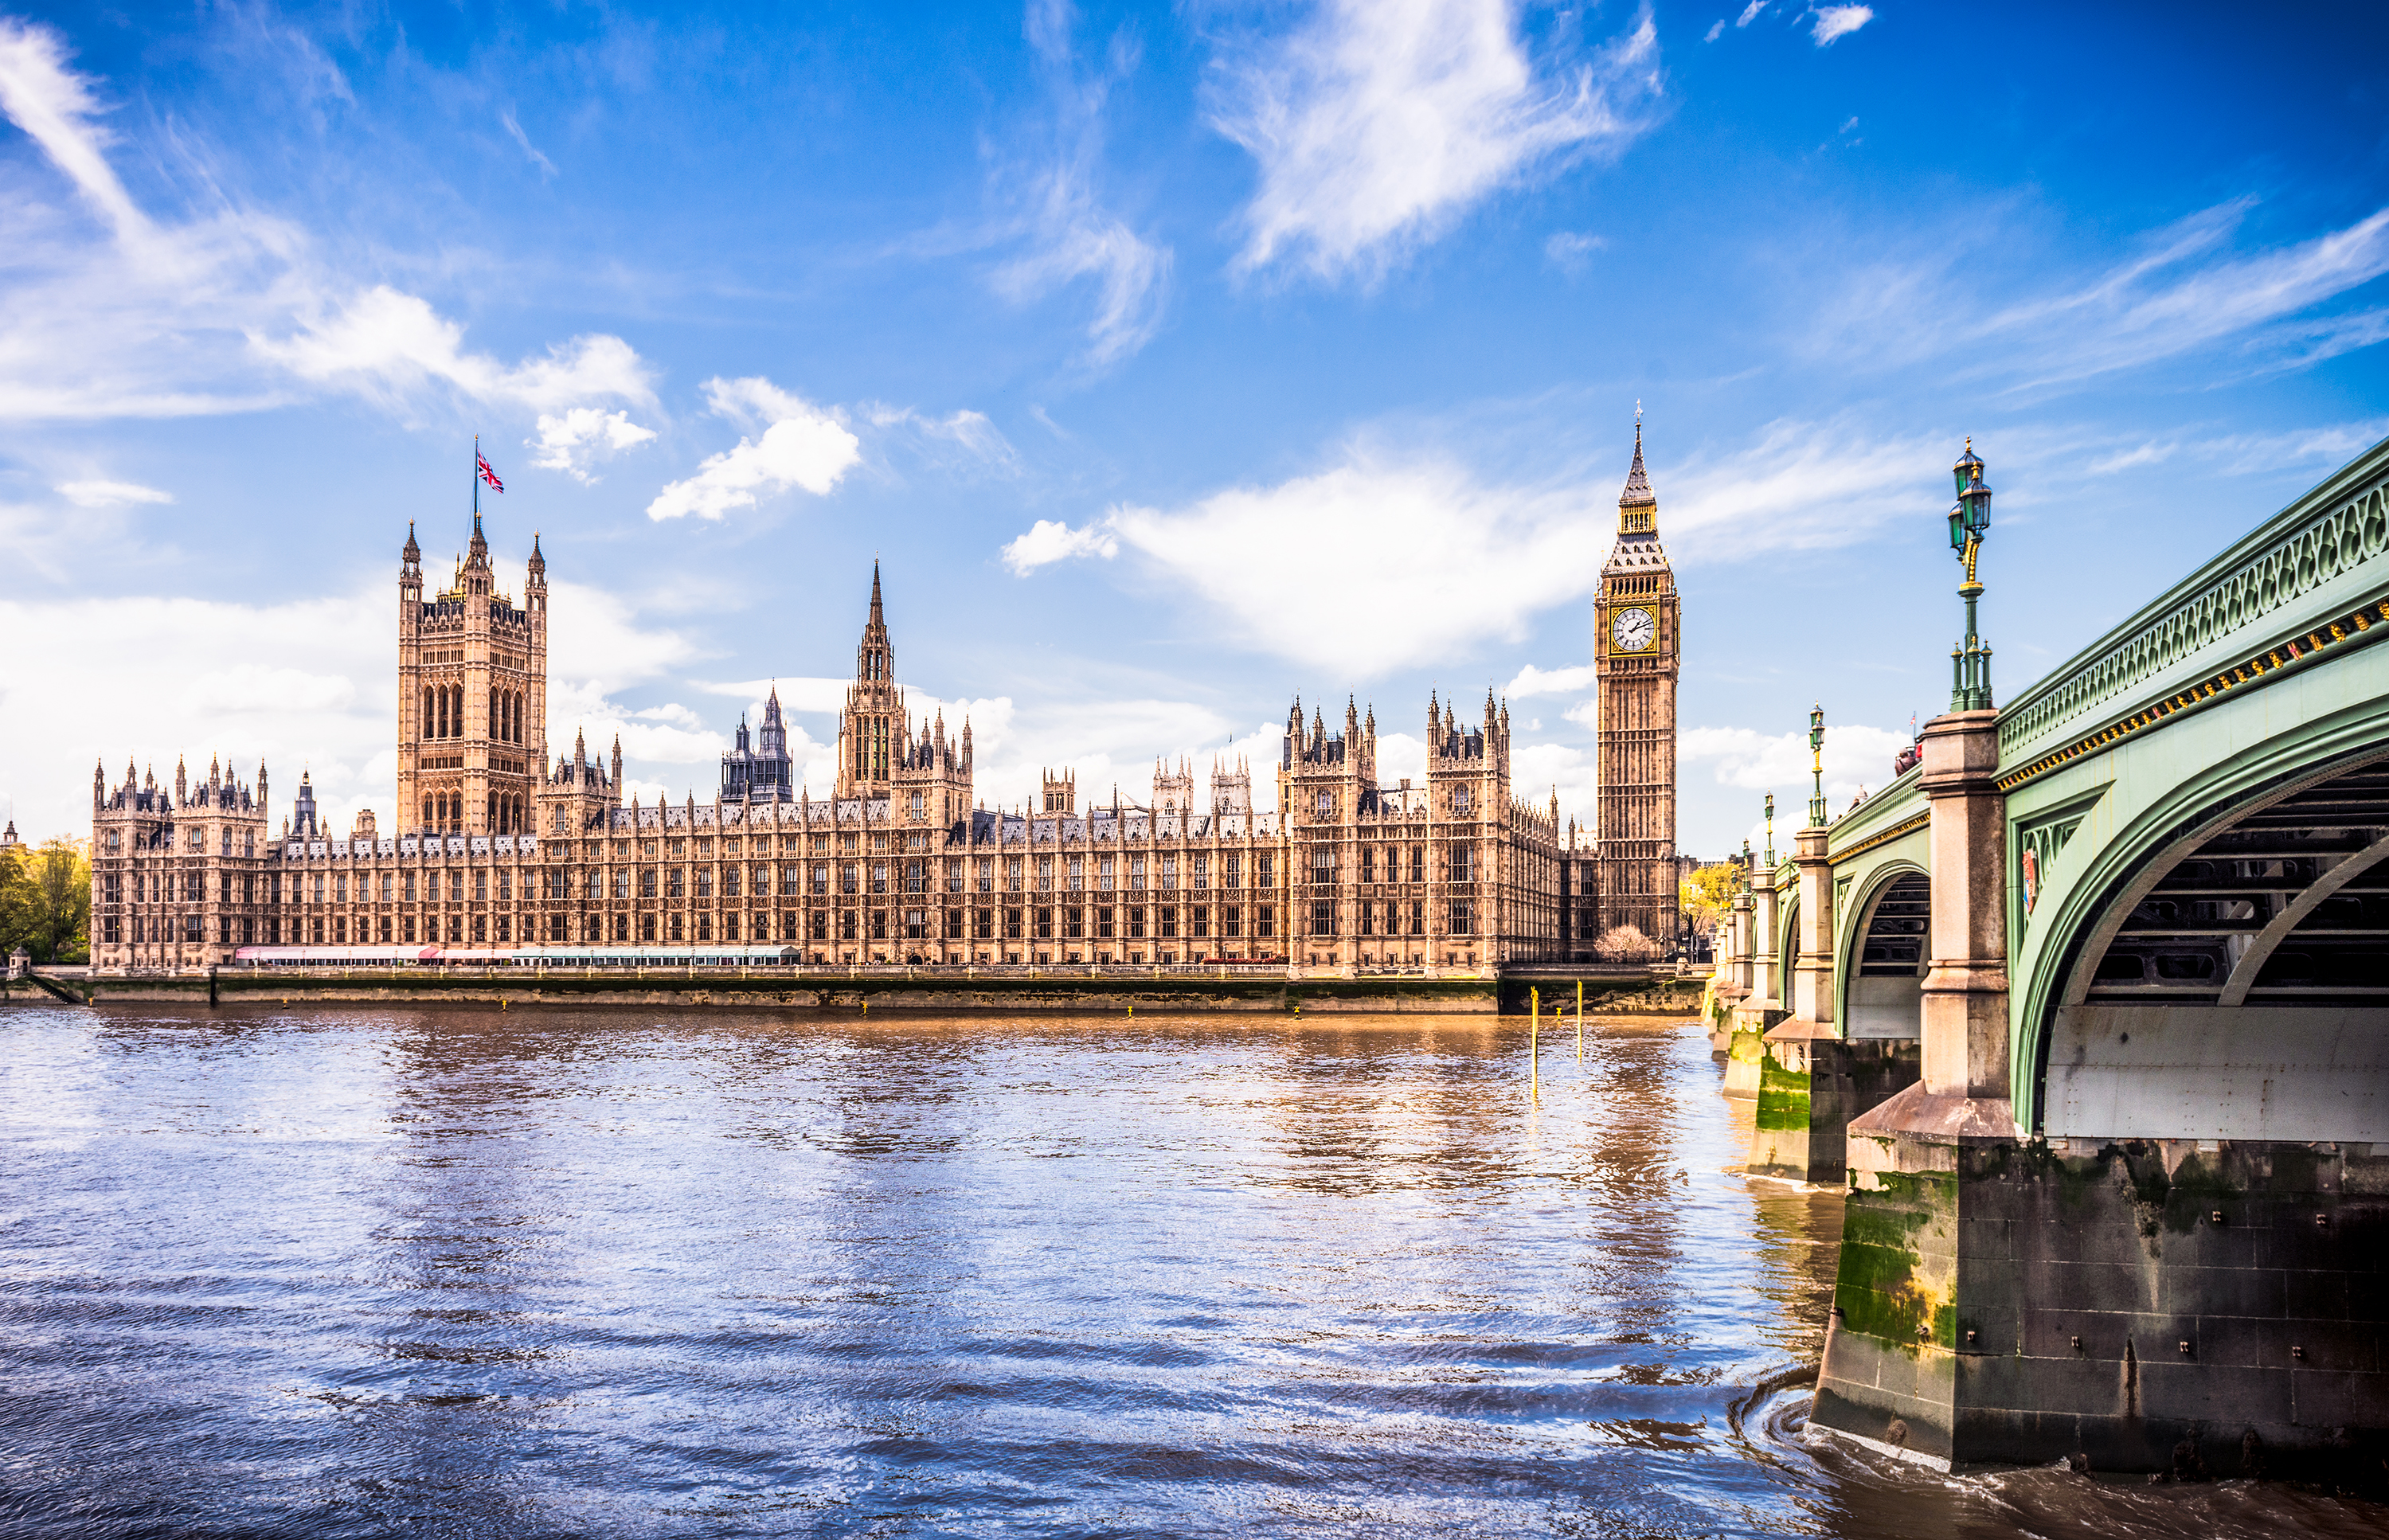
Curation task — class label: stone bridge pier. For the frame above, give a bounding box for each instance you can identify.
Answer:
[1766,433,2389,1478]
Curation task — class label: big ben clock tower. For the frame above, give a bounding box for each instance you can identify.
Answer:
[1592,415,1682,950]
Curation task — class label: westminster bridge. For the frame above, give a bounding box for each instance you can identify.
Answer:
[1710,432,2389,1479]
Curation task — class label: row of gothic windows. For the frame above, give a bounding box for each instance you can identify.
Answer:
[419,791,528,834]
[420,685,529,744]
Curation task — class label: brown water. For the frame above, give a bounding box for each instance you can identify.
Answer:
[0,1004,2379,1538]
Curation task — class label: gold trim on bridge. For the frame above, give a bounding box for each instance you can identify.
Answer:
[1993,600,2388,795]
[1829,811,1930,865]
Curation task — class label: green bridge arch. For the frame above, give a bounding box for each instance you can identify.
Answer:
[1777,430,2389,1134]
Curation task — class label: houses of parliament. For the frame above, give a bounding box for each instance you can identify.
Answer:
[86,433,1683,973]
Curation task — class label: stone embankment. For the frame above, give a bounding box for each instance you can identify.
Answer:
[57,965,1702,1015]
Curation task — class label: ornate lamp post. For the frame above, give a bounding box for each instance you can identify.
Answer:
[1947,440,1995,710]
[1763,791,1776,867]
[1807,704,1827,827]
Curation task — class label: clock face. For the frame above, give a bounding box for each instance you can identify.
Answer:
[1611,605,1656,653]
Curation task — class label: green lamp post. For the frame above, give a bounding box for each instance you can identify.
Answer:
[1807,704,1827,827]
[1947,440,1995,711]
[1763,791,1776,868]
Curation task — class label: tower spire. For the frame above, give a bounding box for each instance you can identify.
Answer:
[1617,413,1657,534]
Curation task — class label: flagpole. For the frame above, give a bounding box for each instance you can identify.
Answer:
[473,434,479,519]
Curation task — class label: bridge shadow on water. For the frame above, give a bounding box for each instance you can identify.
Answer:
[0,1002,2379,1538]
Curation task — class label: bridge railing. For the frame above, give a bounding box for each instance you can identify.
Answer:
[1994,439,2389,768]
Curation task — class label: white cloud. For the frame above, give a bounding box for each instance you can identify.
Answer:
[185,664,358,715]
[1736,2,1767,26]
[1008,415,1958,676]
[646,376,862,521]
[1704,20,1725,42]
[0,17,655,436]
[250,287,655,414]
[56,479,171,507]
[0,587,392,842]
[530,406,658,483]
[690,676,854,715]
[1808,6,1873,45]
[1681,721,1912,812]
[1208,0,1660,282]
[1002,517,1120,574]
[1512,738,1596,827]
[1503,662,1598,698]
[1092,449,1606,675]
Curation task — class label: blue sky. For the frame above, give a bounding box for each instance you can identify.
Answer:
[2,1,2385,854]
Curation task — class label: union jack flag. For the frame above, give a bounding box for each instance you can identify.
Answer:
[477,453,505,493]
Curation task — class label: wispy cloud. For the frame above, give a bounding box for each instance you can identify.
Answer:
[1819,200,2389,394]
[1207,0,1661,283]
[646,376,862,521]
[1991,203,2389,390]
[1544,229,1605,274]
[985,0,1171,365]
[500,108,557,178]
[0,16,654,442]
[863,404,1022,473]
[2085,416,2389,480]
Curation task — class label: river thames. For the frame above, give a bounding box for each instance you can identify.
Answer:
[1,1005,2379,1538]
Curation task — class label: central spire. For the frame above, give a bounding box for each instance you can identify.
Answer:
[856,562,893,686]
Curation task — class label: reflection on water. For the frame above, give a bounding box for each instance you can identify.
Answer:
[0,1006,2378,1538]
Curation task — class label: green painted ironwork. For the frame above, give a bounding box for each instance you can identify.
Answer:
[1948,441,1995,712]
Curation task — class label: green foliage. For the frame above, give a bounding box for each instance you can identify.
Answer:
[0,838,91,964]
[1678,862,1742,940]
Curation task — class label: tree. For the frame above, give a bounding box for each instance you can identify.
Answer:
[0,838,90,964]
[1678,862,1743,944]
[1593,924,1657,963]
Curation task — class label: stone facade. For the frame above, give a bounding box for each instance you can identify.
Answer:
[396,511,548,837]
[1590,420,1683,952]
[91,448,1682,971]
